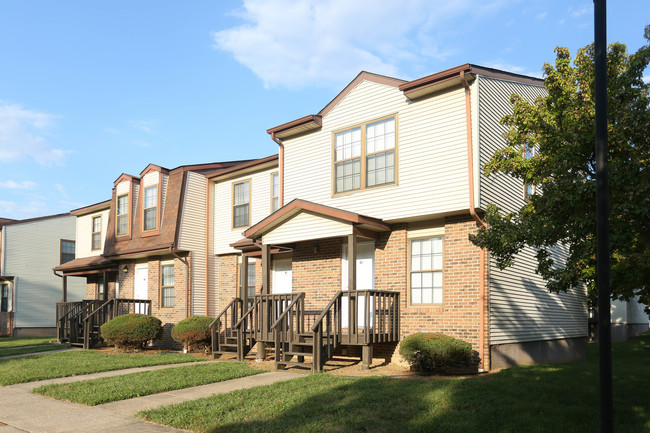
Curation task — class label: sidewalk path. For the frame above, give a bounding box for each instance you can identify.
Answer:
[0,362,304,433]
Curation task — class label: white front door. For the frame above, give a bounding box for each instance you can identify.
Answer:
[134,265,149,314]
[272,259,292,294]
[341,242,375,328]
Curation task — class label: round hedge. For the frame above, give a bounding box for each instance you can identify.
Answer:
[100,314,162,350]
[399,332,475,373]
[171,316,217,350]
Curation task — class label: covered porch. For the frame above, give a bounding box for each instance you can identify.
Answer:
[211,199,401,371]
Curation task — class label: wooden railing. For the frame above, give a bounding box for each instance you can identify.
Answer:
[234,298,260,360]
[56,300,102,343]
[81,298,152,349]
[210,298,243,356]
[253,293,301,342]
[311,291,343,372]
[340,290,400,345]
[271,292,306,366]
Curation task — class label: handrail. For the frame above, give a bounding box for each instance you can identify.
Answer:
[311,290,342,332]
[270,292,305,330]
[83,299,113,323]
[210,297,239,330]
[234,301,257,329]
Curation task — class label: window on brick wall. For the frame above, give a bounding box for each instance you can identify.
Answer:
[238,262,256,308]
[161,264,174,307]
[409,237,443,304]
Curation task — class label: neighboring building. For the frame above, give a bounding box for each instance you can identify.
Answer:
[589,297,650,342]
[219,65,588,371]
[54,160,252,346]
[1,214,85,336]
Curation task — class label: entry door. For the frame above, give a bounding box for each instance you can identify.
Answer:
[272,259,292,294]
[134,265,149,314]
[341,242,375,328]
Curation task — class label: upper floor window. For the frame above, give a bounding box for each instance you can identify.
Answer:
[143,185,158,231]
[232,180,250,228]
[60,240,75,264]
[271,173,279,212]
[410,237,443,304]
[91,216,101,250]
[116,194,129,236]
[333,116,396,194]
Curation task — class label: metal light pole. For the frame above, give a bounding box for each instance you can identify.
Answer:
[593,1,613,432]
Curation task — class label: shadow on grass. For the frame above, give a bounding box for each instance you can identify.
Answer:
[141,334,650,433]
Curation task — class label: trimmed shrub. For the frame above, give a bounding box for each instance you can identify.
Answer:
[171,316,217,351]
[399,332,475,373]
[101,314,162,350]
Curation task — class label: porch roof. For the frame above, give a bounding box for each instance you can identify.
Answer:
[53,255,116,275]
[239,199,390,246]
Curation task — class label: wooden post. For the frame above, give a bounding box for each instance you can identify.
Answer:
[262,244,270,295]
[61,276,67,302]
[348,234,357,340]
[256,341,266,361]
[241,254,249,308]
[102,270,108,301]
[362,345,373,371]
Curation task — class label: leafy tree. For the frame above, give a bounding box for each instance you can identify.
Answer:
[470,26,650,312]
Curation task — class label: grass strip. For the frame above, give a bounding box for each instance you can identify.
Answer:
[0,336,56,348]
[138,333,650,433]
[0,350,204,385]
[0,343,69,357]
[33,362,265,405]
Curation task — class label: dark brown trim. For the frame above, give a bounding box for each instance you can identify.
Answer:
[64,267,118,277]
[104,243,175,259]
[0,212,70,227]
[468,64,544,86]
[174,171,188,246]
[113,173,140,187]
[140,163,170,177]
[207,154,278,180]
[243,199,389,239]
[70,199,111,216]
[399,64,471,92]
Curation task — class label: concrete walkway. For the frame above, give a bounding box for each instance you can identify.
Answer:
[0,362,305,433]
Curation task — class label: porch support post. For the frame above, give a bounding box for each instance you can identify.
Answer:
[256,342,266,361]
[362,344,373,371]
[262,244,270,294]
[348,234,357,335]
[241,254,249,307]
[102,270,108,301]
[61,276,67,302]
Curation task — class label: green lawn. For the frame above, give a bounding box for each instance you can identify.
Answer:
[0,336,57,348]
[0,343,69,357]
[138,333,650,433]
[0,350,204,385]
[33,362,265,405]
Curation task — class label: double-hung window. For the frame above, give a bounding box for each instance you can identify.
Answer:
[232,180,250,228]
[161,264,174,308]
[410,237,443,304]
[271,173,279,212]
[1,283,10,312]
[143,185,158,231]
[334,115,396,194]
[60,240,75,264]
[117,194,129,236]
[91,216,101,250]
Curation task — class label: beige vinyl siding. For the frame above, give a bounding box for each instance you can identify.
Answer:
[116,181,130,195]
[161,174,169,226]
[177,171,208,315]
[75,209,109,258]
[206,181,219,317]
[213,167,278,255]
[477,75,547,213]
[4,216,85,328]
[262,212,352,245]
[489,245,587,344]
[282,79,469,222]
[612,297,650,324]
[132,184,140,225]
[142,171,158,187]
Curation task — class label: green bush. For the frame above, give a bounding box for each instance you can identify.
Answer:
[171,316,217,351]
[399,332,475,373]
[101,314,162,350]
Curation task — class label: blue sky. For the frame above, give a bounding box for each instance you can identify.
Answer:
[0,0,648,219]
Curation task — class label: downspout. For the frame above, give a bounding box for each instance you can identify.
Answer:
[169,244,190,318]
[460,71,488,370]
[271,132,284,207]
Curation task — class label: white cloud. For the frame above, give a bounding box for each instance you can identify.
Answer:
[643,76,649,84]
[130,119,158,134]
[536,12,547,20]
[0,180,37,189]
[131,139,152,148]
[0,101,69,165]
[213,0,510,88]
[0,199,49,220]
[55,183,69,198]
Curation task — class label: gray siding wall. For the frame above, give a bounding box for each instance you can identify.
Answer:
[177,171,208,316]
[4,215,85,328]
[477,76,588,344]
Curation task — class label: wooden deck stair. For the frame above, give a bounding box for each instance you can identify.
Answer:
[211,290,400,372]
